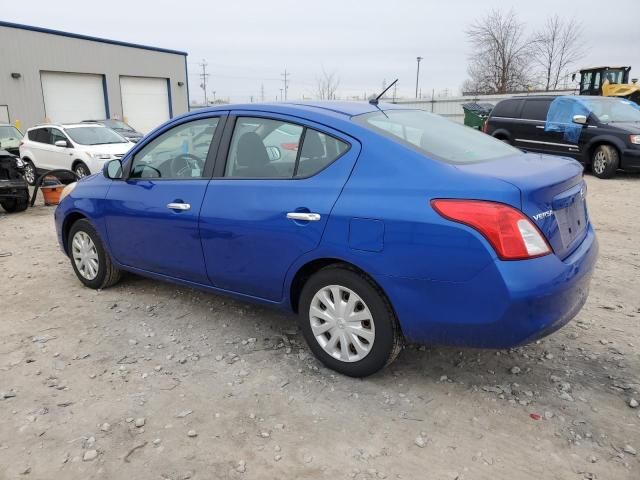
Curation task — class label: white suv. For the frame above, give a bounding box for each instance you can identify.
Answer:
[19,123,133,184]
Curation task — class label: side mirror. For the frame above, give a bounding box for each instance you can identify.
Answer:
[266,146,281,161]
[572,114,587,125]
[103,159,123,179]
[54,140,69,147]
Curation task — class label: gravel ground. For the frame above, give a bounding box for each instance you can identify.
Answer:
[1,174,639,480]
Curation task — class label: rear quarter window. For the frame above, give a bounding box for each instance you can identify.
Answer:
[490,100,523,118]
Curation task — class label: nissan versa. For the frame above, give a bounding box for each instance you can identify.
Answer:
[54,102,598,377]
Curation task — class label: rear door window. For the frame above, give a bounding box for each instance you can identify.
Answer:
[491,100,523,118]
[29,128,50,144]
[520,99,552,121]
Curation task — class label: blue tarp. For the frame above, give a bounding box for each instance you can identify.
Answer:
[544,97,591,144]
[545,96,640,143]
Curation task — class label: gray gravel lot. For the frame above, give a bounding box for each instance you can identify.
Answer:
[1,174,639,480]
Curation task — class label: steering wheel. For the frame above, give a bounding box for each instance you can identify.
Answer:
[171,153,204,178]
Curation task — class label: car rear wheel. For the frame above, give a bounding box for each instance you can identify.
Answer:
[73,162,90,178]
[0,195,29,213]
[298,266,403,377]
[22,160,37,186]
[68,219,122,289]
[591,145,619,179]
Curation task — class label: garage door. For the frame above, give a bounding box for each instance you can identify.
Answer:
[120,76,170,134]
[41,72,106,123]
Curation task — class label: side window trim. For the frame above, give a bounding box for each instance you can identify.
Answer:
[213,113,352,180]
[124,113,227,180]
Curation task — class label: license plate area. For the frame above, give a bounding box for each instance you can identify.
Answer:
[554,190,587,248]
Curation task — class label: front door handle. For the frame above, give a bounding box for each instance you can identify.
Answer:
[535,125,545,129]
[167,202,191,211]
[286,212,321,222]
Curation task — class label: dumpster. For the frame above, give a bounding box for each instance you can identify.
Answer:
[462,102,494,130]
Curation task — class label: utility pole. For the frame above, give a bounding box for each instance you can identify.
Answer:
[211,91,216,102]
[279,88,283,102]
[199,60,210,104]
[260,84,265,102]
[415,56,423,99]
[281,69,290,101]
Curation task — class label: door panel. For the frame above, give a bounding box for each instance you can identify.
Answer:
[104,115,225,283]
[200,115,360,301]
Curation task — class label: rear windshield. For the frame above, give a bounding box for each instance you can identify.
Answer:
[355,110,520,164]
[65,126,127,145]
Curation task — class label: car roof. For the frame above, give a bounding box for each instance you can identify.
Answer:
[28,123,106,130]
[188,101,410,118]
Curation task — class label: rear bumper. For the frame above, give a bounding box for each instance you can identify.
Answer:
[621,148,640,171]
[377,225,598,348]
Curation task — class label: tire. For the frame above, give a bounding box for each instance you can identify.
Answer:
[22,160,37,186]
[68,219,122,289]
[298,266,403,377]
[591,145,619,179]
[0,194,29,213]
[73,161,90,178]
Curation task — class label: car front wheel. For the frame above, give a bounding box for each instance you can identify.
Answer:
[73,162,90,178]
[298,266,403,377]
[68,219,122,289]
[23,160,37,186]
[591,145,619,179]
[0,195,29,213]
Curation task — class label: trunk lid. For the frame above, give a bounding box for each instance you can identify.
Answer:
[456,152,587,259]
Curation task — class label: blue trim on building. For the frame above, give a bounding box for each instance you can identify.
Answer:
[0,20,188,56]
[102,75,110,119]
[184,56,190,112]
[166,78,173,118]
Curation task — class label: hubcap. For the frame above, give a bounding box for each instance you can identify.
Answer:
[593,150,607,174]
[71,231,99,280]
[309,285,375,363]
[24,164,35,184]
[75,165,89,178]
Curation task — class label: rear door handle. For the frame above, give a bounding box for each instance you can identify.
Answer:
[167,202,191,211]
[535,125,545,129]
[286,212,321,221]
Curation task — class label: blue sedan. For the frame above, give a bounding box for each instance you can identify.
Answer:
[54,102,598,377]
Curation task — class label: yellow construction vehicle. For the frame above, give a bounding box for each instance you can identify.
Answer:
[573,66,640,104]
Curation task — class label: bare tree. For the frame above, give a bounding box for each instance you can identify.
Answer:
[315,69,340,100]
[532,15,584,91]
[465,9,533,94]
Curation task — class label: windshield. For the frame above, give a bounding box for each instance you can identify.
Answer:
[583,99,640,123]
[355,110,520,163]
[0,126,23,142]
[102,119,134,131]
[65,126,127,145]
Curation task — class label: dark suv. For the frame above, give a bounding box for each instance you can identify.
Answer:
[484,95,640,179]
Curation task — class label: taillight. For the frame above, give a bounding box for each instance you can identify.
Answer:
[431,199,551,260]
[482,119,488,133]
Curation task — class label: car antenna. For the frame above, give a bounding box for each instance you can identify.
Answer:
[369,79,398,106]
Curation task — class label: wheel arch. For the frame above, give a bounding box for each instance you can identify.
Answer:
[491,129,512,142]
[288,257,397,323]
[584,136,624,166]
[61,211,89,255]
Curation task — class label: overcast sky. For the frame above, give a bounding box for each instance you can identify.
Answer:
[3,0,640,103]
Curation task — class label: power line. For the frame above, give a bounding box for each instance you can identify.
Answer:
[199,59,210,104]
[281,69,290,101]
